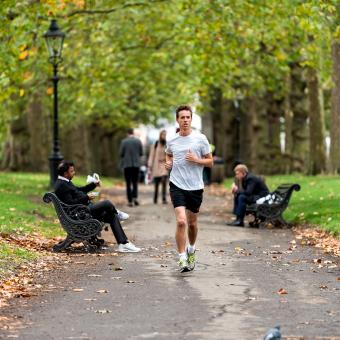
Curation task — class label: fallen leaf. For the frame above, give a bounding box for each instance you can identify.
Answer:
[114,267,123,271]
[72,288,84,292]
[95,309,112,314]
[126,280,135,283]
[277,288,288,295]
[88,274,102,277]
[84,298,97,301]
[96,289,109,294]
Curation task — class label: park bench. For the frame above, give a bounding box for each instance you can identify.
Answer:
[43,192,103,252]
[246,183,301,228]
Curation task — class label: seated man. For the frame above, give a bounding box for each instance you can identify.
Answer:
[227,164,269,227]
[54,161,140,252]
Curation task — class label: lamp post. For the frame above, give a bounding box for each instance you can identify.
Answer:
[44,19,65,187]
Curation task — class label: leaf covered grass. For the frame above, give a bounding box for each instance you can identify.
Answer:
[224,174,340,236]
[0,243,38,278]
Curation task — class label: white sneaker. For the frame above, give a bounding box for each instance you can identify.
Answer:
[117,210,129,221]
[117,242,141,253]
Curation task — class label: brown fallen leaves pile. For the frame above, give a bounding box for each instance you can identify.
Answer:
[293,226,340,257]
[0,233,67,308]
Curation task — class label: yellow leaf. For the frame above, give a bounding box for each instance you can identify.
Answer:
[46,87,54,95]
[19,50,29,61]
[19,89,25,97]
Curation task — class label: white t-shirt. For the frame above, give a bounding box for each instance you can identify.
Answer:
[166,131,211,190]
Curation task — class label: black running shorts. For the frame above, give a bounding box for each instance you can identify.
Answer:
[169,182,203,213]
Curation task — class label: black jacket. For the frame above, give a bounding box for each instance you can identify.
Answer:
[54,179,96,205]
[238,173,269,203]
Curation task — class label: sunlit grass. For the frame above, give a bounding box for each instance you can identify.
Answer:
[224,174,340,236]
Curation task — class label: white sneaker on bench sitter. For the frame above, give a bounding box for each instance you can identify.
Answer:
[117,210,129,221]
[117,242,141,253]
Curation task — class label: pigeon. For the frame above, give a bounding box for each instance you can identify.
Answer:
[263,325,281,340]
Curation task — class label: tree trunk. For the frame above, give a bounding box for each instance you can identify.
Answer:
[330,41,340,173]
[306,67,326,174]
[287,64,309,173]
[265,92,283,174]
[243,96,258,172]
[26,94,49,172]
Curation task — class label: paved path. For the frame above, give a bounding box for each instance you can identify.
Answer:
[0,185,339,339]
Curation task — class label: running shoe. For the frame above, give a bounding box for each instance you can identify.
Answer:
[187,250,196,271]
[117,210,129,221]
[178,258,190,273]
[117,242,141,253]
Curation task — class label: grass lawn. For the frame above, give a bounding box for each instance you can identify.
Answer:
[224,174,340,236]
[0,171,118,278]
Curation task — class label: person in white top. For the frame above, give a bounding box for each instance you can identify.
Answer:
[165,105,213,272]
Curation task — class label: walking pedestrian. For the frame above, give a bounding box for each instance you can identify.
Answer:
[147,130,169,204]
[165,105,213,272]
[119,128,143,207]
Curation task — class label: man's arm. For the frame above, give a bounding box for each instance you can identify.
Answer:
[78,182,97,193]
[185,151,214,168]
[165,152,173,170]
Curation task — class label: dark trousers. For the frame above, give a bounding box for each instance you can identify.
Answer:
[234,193,252,220]
[153,176,167,203]
[124,167,139,203]
[89,200,128,244]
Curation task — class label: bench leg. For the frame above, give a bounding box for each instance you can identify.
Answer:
[83,240,101,253]
[273,215,289,227]
[52,236,74,252]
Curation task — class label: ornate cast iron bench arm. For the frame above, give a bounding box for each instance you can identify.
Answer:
[43,192,103,252]
[246,183,301,228]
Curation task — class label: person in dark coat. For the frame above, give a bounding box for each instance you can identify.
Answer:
[227,164,269,227]
[54,161,141,252]
[119,128,143,206]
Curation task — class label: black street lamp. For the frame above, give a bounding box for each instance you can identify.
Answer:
[44,19,65,187]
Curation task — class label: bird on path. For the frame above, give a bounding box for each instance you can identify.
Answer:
[263,325,281,340]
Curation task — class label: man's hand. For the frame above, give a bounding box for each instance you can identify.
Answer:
[185,149,197,163]
[87,192,97,200]
[231,183,238,194]
[165,160,173,170]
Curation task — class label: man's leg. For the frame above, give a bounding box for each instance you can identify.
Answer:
[233,193,239,215]
[89,200,128,244]
[124,168,133,204]
[234,194,247,224]
[131,167,140,204]
[186,210,198,270]
[174,206,190,272]
[186,210,198,246]
[174,206,187,253]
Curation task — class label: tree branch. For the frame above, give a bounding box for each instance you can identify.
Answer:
[62,0,169,18]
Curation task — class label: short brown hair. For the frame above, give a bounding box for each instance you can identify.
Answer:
[234,164,248,174]
[176,105,193,118]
